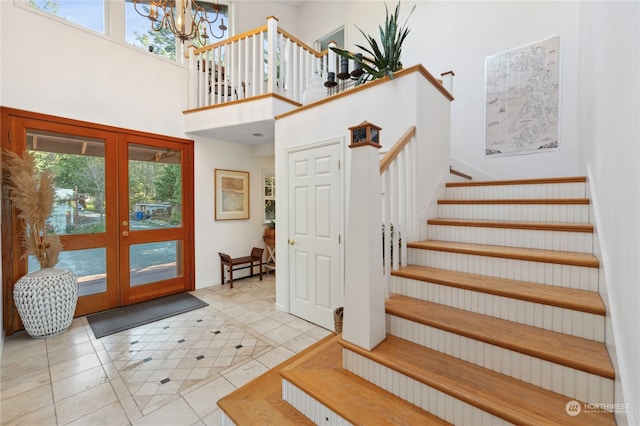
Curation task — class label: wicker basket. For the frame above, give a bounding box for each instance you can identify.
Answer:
[334,307,344,334]
[13,268,78,339]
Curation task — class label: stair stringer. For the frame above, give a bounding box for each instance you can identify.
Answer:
[586,170,632,426]
[419,170,449,241]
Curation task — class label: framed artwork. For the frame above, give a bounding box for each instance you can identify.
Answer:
[214,169,249,220]
[485,35,560,157]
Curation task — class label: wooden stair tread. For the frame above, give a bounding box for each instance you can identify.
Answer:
[341,336,615,426]
[282,368,451,425]
[408,240,600,268]
[428,218,594,233]
[392,264,605,315]
[446,176,586,187]
[278,333,450,425]
[218,334,338,425]
[386,294,614,379]
[438,197,589,204]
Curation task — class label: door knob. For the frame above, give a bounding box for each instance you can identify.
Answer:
[288,239,295,245]
[122,231,129,237]
[122,220,129,227]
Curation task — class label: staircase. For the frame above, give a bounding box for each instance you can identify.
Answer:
[219,176,616,425]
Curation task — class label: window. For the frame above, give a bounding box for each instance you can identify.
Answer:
[315,26,345,52]
[125,0,229,60]
[26,0,229,61]
[263,169,275,223]
[29,0,105,34]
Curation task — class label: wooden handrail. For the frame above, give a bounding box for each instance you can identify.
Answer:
[277,27,324,58]
[193,24,268,54]
[193,22,326,59]
[379,126,416,174]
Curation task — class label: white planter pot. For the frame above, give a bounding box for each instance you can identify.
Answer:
[13,268,78,338]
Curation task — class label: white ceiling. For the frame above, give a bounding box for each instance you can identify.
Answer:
[188,119,275,145]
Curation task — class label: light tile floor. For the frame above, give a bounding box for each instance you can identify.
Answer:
[0,275,332,425]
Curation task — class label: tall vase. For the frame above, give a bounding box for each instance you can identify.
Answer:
[13,268,78,338]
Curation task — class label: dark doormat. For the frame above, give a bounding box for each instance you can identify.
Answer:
[87,292,208,339]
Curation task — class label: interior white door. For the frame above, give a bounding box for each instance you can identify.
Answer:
[288,142,342,330]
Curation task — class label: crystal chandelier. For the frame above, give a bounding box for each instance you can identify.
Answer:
[133,0,227,45]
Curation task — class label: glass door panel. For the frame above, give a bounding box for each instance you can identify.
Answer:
[29,248,107,296]
[128,143,183,229]
[130,241,182,287]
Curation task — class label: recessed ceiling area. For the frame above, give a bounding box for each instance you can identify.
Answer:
[188,120,275,145]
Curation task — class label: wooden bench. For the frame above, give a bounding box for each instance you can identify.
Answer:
[219,247,264,289]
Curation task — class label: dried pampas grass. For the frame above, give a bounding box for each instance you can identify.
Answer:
[3,150,62,269]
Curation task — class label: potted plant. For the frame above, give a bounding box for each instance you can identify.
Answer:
[331,1,415,85]
[3,150,78,338]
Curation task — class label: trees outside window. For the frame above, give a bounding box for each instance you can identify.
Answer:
[263,169,275,223]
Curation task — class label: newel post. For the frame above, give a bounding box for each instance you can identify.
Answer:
[342,122,386,351]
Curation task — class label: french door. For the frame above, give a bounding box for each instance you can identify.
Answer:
[1,109,194,334]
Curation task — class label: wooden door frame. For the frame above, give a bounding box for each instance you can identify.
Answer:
[118,134,195,305]
[1,107,195,335]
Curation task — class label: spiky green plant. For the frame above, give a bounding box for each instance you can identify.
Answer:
[2,150,62,269]
[331,1,415,85]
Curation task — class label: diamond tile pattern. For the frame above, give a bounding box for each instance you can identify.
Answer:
[0,275,332,425]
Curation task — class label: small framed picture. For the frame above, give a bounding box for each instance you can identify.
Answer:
[214,169,249,220]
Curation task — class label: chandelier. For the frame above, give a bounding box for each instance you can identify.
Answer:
[133,0,227,46]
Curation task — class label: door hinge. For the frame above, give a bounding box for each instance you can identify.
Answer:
[9,248,13,261]
[338,160,341,170]
[338,234,341,244]
[8,131,12,142]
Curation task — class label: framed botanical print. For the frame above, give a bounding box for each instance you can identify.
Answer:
[214,169,249,220]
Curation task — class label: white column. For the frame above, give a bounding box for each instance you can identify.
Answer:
[342,139,386,351]
[266,16,279,94]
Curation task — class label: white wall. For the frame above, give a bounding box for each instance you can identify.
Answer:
[274,69,450,313]
[0,2,187,138]
[194,138,275,287]
[296,1,581,180]
[232,0,301,34]
[579,2,639,424]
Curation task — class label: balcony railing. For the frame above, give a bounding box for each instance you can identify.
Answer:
[188,17,332,109]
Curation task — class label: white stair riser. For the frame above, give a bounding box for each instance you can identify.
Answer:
[386,315,614,404]
[428,225,593,253]
[282,379,351,425]
[438,203,589,222]
[390,277,605,341]
[343,348,510,426]
[445,182,586,200]
[408,248,599,291]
